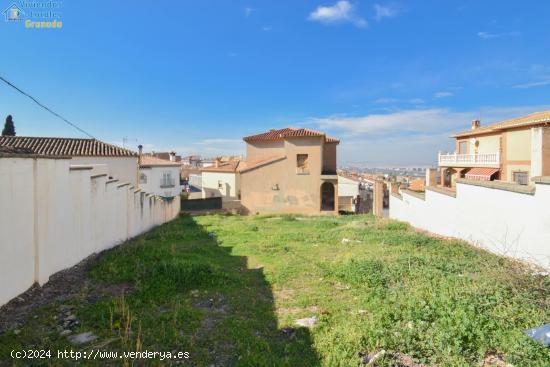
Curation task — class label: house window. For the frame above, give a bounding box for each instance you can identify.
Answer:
[139,173,147,184]
[458,141,468,154]
[296,154,309,174]
[513,171,529,185]
[218,180,223,189]
[160,172,175,188]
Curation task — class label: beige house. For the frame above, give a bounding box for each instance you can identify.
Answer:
[438,111,550,187]
[0,136,138,185]
[238,127,339,214]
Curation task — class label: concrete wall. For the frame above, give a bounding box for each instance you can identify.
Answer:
[201,171,240,201]
[390,179,550,269]
[139,165,181,197]
[322,142,337,173]
[246,140,285,162]
[0,156,180,306]
[70,156,138,187]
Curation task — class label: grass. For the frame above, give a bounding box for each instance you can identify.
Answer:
[1,214,550,366]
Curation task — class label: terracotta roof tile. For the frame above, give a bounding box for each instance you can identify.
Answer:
[453,110,550,138]
[238,155,286,173]
[201,160,241,173]
[140,155,181,167]
[243,127,339,144]
[0,136,137,157]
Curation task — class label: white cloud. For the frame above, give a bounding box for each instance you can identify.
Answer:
[308,1,367,28]
[261,26,272,31]
[409,98,425,104]
[308,105,550,164]
[434,91,453,98]
[478,31,520,40]
[373,4,398,21]
[309,105,550,137]
[513,80,550,89]
[244,7,253,17]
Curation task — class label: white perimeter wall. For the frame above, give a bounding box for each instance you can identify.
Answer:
[70,156,138,186]
[390,182,550,269]
[0,156,180,306]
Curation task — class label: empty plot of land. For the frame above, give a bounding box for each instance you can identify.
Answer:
[1,214,549,366]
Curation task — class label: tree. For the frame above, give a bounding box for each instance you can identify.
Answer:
[2,115,16,136]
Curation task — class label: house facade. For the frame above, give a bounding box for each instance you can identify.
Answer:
[0,136,138,185]
[438,111,550,187]
[337,173,371,213]
[139,155,182,198]
[201,159,241,201]
[238,128,339,214]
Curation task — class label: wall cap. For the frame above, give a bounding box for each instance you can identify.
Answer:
[426,186,457,198]
[105,179,119,185]
[532,176,550,185]
[117,182,131,188]
[390,192,402,200]
[456,178,535,195]
[401,189,426,201]
[90,173,108,179]
[69,165,94,171]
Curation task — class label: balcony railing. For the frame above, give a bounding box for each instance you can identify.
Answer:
[160,179,176,188]
[438,152,500,167]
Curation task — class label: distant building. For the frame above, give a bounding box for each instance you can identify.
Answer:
[438,111,550,187]
[338,173,371,213]
[138,154,182,198]
[148,151,181,162]
[238,127,339,214]
[201,158,241,201]
[0,136,138,185]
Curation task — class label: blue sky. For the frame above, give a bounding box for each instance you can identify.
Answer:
[1,0,549,166]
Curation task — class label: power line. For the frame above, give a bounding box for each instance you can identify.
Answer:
[0,75,96,139]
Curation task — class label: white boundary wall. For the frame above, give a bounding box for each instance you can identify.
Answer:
[390,179,550,269]
[0,156,180,306]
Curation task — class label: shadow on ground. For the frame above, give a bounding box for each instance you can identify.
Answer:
[0,215,320,366]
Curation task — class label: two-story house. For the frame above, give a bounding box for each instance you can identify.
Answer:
[438,111,550,187]
[138,153,182,198]
[238,127,339,214]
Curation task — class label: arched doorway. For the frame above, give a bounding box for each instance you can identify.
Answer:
[320,182,335,211]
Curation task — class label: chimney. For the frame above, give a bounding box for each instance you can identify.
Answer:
[471,119,481,130]
[215,157,221,168]
[169,151,176,162]
[137,144,143,189]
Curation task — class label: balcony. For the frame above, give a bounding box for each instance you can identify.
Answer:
[160,179,176,188]
[438,152,500,167]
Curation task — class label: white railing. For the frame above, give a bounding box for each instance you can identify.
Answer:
[160,178,176,188]
[438,152,500,166]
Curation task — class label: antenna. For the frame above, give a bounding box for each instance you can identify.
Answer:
[122,136,138,148]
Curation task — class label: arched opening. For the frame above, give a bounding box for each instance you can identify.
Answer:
[320,182,335,211]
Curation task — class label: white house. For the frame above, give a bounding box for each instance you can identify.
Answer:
[0,136,139,185]
[139,155,182,197]
[201,160,241,201]
[338,173,372,213]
